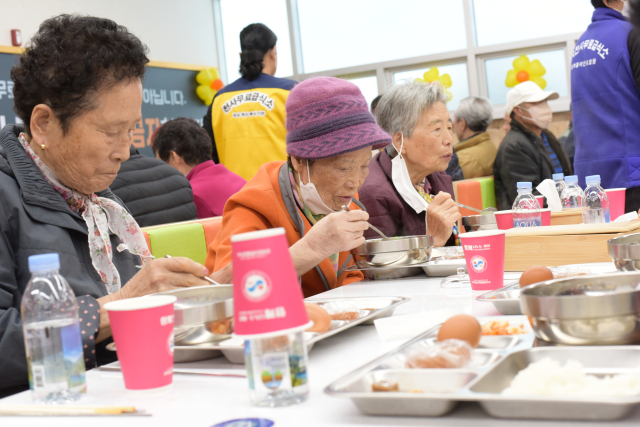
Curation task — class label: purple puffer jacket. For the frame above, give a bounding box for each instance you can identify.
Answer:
[359,150,456,244]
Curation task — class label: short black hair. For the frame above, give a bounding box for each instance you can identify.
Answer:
[152,118,213,166]
[239,23,277,81]
[591,0,607,8]
[11,14,149,136]
[631,0,640,28]
[370,95,383,114]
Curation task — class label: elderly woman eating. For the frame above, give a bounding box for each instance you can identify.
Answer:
[359,81,462,247]
[206,77,391,297]
[0,15,223,397]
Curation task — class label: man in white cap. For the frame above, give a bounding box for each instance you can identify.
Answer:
[493,81,573,210]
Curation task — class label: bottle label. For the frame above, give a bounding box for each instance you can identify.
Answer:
[251,351,293,392]
[513,218,542,228]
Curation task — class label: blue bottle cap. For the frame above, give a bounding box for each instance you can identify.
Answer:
[585,175,601,185]
[212,419,274,427]
[516,182,532,188]
[552,173,564,180]
[28,253,60,273]
[565,175,578,183]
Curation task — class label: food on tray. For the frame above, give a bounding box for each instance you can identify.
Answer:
[405,339,472,369]
[437,314,482,347]
[551,266,592,279]
[205,318,233,335]
[371,380,399,392]
[322,301,362,321]
[430,246,465,260]
[481,320,527,335]
[519,265,554,288]
[502,357,640,396]
[304,303,331,333]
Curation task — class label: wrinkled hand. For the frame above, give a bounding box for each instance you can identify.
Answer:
[211,262,233,284]
[304,210,370,260]
[118,257,210,300]
[426,192,462,247]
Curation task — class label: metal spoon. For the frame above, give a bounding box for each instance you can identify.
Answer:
[456,202,497,215]
[341,205,389,240]
[164,255,222,286]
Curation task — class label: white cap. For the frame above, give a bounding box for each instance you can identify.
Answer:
[505,81,559,115]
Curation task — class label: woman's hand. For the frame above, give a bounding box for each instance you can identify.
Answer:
[290,210,369,277]
[426,192,462,247]
[96,257,210,343]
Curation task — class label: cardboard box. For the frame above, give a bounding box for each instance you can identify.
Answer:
[504,221,640,271]
[550,209,583,226]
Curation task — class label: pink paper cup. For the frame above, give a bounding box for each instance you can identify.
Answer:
[494,210,513,230]
[605,188,626,221]
[541,208,551,226]
[536,196,544,208]
[459,230,506,291]
[104,295,177,391]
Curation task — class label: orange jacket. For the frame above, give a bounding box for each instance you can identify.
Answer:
[205,161,364,297]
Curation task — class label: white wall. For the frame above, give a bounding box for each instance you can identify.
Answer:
[0,0,218,66]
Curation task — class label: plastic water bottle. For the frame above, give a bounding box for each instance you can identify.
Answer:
[244,331,309,407]
[21,253,86,403]
[582,175,610,224]
[553,173,566,198]
[512,182,542,228]
[561,175,584,209]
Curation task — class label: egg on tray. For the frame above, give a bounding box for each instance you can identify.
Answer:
[436,314,482,348]
[519,265,554,288]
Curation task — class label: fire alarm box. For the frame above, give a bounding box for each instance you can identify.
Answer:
[11,30,21,47]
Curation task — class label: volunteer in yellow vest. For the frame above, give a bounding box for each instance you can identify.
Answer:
[203,23,296,181]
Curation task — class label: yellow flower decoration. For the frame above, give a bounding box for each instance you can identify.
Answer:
[196,68,225,106]
[414,67,453,100]
[505,55,547,89]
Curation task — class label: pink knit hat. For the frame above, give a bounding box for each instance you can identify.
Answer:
[286,77,390,159]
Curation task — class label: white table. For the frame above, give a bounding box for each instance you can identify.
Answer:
[3,263,639,427]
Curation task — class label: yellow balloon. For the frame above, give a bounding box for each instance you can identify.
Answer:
[529,60,546,77]
[196,68,221,86]
[196,85,216,106]
[423,68,440,82]
[439,74,452,88]
[513,55,530,71]
[530,76,547,90]
[505,69,519,87]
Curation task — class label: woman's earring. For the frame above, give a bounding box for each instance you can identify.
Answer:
[41,144,46,150]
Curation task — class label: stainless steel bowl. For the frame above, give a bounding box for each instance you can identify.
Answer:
[520,272,640,345]
[461,214,497,232]
[608,233,640,272]
[152,285,234,346]
[354,235,434,267]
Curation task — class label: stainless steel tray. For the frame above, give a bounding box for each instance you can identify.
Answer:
[344,262,425,280]
[421,258,467,277]
[476,281,521,315]
[325,322,640,421]
[176,296,411,364]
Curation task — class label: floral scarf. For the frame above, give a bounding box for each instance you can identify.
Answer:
[288,168,340,272]
[414,178,460,246]
[19,134,153,294]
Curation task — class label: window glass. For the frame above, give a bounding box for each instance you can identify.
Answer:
[219,0,293,82]
[342,76,379,111]
[393,63,469,111]
[484,49,568,106]
[297,0,467,73]
[474,0,593,47]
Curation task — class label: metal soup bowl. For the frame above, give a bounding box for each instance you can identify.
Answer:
[151,284,234,345]
[461,214,497,233]
[354,235,434,267]
[608,232,640,272]
[520,272,640,345]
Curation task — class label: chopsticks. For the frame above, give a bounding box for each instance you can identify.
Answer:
[0,405,146,416]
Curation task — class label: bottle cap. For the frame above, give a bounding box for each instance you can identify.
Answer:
[28,253,60,273]
[552,173,564,180]
[585,175,601,185]
[516,182,532,188]
[565,175,578,183]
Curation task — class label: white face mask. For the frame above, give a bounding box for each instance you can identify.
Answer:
[391,133,430,215]
[298,160,341,215]
[517,103,553,130]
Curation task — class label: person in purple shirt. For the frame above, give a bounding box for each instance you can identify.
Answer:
[152,118,246,218]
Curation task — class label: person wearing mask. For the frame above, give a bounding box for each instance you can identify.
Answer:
[494,82,572,210]
[572,0,640,211]
[359,81,461,247]
[202,23,296,181]
[452,96,497,179]
[153,118,246,219]
[110,144,197,227]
